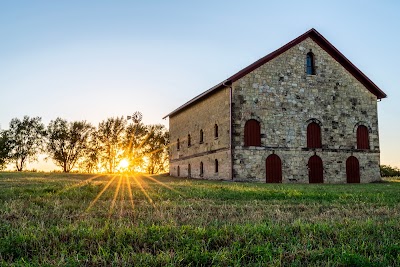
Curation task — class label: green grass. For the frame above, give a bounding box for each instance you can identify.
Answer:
[0,172,399,266]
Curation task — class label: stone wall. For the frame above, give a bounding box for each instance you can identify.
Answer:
[231,37,381,183]
[169,87,231,180]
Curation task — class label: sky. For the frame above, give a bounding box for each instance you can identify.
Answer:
[1,0,399,170]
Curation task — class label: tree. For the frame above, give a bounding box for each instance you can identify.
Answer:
[97,117,126,173]
[124,122,148,172]
[78,131,101,173]
[143,124,169,174]
[8,116,46,171]
[0,130,11,170]
[46,118,94,172]
[380,165,400,177]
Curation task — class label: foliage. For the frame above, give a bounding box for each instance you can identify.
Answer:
[7,116,46,171]
[2,114,169,174]
[380,164,400,177]
[96,117,126,173]
[0,130,11,170]
[46,118,94,172]
[124,122,149,172]
[143,124,169,174]
[78,131,101,173]
[0,172,400,266]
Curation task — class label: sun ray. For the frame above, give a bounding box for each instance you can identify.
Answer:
[57,174,104,195]
[132,174,155,207]
[137,174,161,201]
[128,136,185,169]
[118,174,126,218]
[86,175,117,212]
[142,174,186,197]
[108,175,123,219]
[125,175,135,213]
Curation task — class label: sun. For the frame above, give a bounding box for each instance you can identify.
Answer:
[119,159,129,168]
[118,159,129,169]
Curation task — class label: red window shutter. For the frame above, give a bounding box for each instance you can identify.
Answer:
[266,154,282,183]
[244,120,261,146]
[357,125,369,149]
[307,122,322,148]
[346,156,360,183]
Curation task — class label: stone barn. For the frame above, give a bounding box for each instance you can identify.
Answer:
[163,28,386,183]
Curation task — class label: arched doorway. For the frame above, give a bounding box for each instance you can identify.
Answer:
[266,154,282,183]
[308,155,323,183]
[346,156,360,183]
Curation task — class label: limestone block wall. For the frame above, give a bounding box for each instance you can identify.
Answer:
[169,87,231,179]
[169,150,231,180]
[233,149,380,183]
[231,37,381,183]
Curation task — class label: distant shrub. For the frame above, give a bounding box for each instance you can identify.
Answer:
[380,165,400,177]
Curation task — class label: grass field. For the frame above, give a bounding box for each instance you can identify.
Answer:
[0,172,399,266]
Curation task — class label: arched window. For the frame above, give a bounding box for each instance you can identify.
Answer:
[244,119,261,146]
[307,122,322,148]
[306,52,315,75]
[177,139,180,150]
[346,156,360,183]
[188,164,191,178]
[357,125,370,149]
[199,129,204,144]
[200,162,204,177]
[187,134,191,147]
[215,159,218,173]
[214,124,219,138]
[177,166,180,177]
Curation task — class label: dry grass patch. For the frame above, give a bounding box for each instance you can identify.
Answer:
[1,172,400,266]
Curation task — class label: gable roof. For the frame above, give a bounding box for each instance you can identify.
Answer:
[163,28,386,119]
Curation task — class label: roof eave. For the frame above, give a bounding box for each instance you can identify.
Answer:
[162,81,227,119]
[163,28,387,119]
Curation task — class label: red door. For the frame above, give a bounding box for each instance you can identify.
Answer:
[266,154,282,183]
[346,156,360,183]
[308,155,323,183]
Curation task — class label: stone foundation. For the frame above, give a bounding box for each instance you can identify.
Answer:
[232,148,380,183]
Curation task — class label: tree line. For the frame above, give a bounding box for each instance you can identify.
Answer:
[0,116,169,174]
[380,165,400,177]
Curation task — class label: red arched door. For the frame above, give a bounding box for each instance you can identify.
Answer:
[308,155,323,183]
[346,156,360,183]
[266,154,282,183]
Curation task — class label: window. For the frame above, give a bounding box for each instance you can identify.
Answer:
[306,52,315,75]
[307,122,322,148]
[177,139,180,150]
[187,134,191,147]
[200,129,204,143]
[215,159,219,173]
[357,125,370,149]
[200,162,204,177]
[214,124,218,138]
[177,166,180,177]
[244,119,261,146]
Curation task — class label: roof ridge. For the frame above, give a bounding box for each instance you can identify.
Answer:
[163,28,386,119]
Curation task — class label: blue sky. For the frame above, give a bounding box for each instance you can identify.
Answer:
[1,0,399,169]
